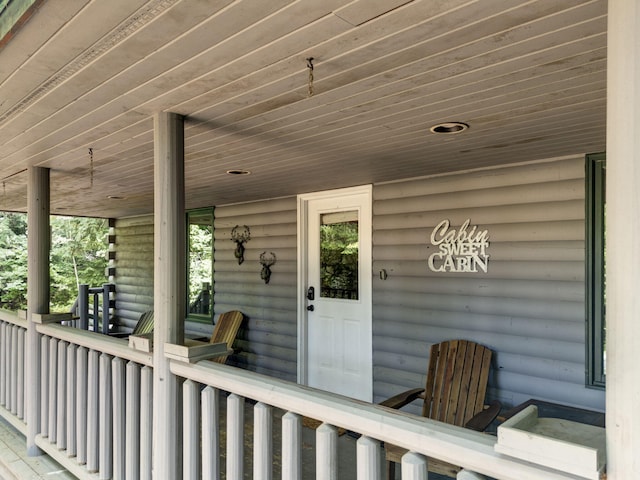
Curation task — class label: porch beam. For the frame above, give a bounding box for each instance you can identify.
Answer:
[606,0,640,478]
[26,166,50,455]
[152,111,185,479]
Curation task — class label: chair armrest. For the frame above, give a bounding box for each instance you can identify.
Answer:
[464,400,502,432]
[378,388,425,410]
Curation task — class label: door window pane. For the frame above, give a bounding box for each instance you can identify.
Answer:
[320,211,359,300]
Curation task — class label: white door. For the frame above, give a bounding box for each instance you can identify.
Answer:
[298,186,372,402]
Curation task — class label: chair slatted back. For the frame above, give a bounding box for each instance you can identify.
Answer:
[422,340,492,427]
[210,310,244,364]
[132,311,154,336]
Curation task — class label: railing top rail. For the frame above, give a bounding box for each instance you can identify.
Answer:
[37,323,153,366]
[170,359,584,480]
[0,309,27,328]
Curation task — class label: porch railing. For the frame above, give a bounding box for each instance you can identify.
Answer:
[0,310,596,480]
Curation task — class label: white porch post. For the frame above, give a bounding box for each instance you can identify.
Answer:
[606,0,640,478]
[152,112,186,479]
[26,166,50,455]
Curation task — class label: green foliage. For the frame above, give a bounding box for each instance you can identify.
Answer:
[0,213,108,311]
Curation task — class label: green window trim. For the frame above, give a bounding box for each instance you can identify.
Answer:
[186,207,215,323]
[586,153,606,388]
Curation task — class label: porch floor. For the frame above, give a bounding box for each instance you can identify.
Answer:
[0,418,74,480]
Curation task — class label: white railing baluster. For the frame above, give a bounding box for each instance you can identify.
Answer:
[40,335,49,437]
[139,365,153,480]
[86,349,100,473]
[66,343,77,457]
[401,452,428,480]
[201,386,219,480]
[56,341,67,450]
[99,353,113,480]
[48,337,58,443]
[16,327,25,420]
[10,325,17,415]
[317,423,338,480]
[357,435,381,480]
[76,346,88,465]
[0,323,6,407]
[183,379,200,480]
[253,402,272,480]
[112,357,126,479]
[281,412,301,480]
[227,393,244,480]
[126,361,140,480]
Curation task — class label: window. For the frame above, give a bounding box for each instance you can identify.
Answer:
[586,153,606,388]
[187,208,214,322]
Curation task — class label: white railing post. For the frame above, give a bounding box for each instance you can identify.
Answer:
[253,402,273,480]
[357,435,382,480]
[281,412,302,480]
[402,452,428,480]
[112,357,126,479]
[227,393,244,480]
[66,343,77,457]
[457,469,487,480]
[86,349,100,473]
[126,361,141,480]
[40,336,49,437]
[183,379,200,480]
[56,340,67,450]
[16,327,25,420]
[76,346,88,465]
[201,386,219,480]
[99,353,113,480]
[316,423,338,480]
[48,337,58,444]
[140,365,153,480]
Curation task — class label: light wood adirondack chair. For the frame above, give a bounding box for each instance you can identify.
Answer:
[381,339,501,479]
[131,310,154,336]
[209,310,244,364]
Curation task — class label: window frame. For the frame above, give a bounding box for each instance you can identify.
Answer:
[186,207,215,324]
[586,153,606,388]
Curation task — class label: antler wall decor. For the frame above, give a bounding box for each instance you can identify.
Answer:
[231,225,251,265]
[259,251,277,284]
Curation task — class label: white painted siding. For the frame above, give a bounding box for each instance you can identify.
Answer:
[214,197,298,381]
[372,156,605,412]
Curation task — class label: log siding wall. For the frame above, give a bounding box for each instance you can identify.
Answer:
[110,155,605,412]
[372,155,604,412]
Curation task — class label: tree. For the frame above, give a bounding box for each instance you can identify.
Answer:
[0,213,28,310]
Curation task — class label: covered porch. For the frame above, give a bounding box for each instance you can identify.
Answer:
[1,0,639,478]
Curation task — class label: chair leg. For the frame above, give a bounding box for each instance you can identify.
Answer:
[387,460,396,480]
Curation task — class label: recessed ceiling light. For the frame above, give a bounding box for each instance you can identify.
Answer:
[226,169,251,175]
[430,122,469,134]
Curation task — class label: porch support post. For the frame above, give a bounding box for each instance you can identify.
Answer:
[26,166,50,455]
[606,0,640,478]
[152,111,185,479]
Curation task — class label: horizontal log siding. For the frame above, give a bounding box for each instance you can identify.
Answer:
[112,216,155,331]
[372,156,605,412]
[214,197,297,381]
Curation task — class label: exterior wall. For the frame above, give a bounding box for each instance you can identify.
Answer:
[372,155,605,412]
[110,155,606,412]
[213,197,298,380]
[112,215,154,329]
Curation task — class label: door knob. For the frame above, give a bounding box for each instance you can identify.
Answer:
[307,305,314,311]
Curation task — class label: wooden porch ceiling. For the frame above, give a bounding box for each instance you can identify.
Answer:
[0,0,607,218]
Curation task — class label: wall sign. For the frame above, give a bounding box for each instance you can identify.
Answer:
[428,219,490,273]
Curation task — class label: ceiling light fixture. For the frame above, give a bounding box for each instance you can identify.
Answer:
[430,122,469,134]
[226,169,251,176]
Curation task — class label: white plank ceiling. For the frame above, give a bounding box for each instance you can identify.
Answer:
[0,0,607,218]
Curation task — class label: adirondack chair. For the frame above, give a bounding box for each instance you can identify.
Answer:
[209,310,244,364]
[381,339,501,479]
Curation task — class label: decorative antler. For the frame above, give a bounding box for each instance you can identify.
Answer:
[259,251,277,284]
[231,225,251,265]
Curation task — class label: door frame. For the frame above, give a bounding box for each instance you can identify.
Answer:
[296,185,373,394]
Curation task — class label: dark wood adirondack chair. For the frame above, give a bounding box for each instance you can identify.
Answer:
[209,310,244,364]
[381,339,501,478]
